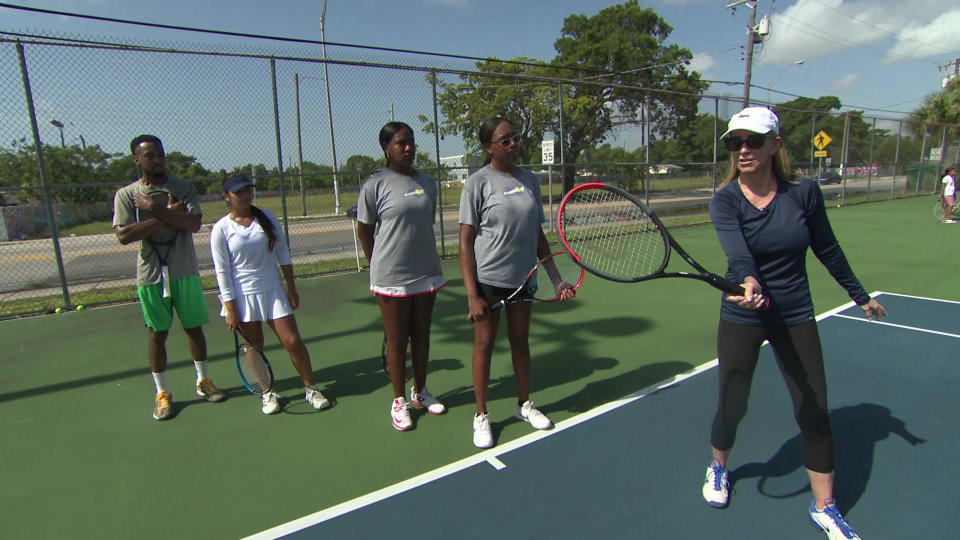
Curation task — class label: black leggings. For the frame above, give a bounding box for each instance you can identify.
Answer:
[711,319,834,473]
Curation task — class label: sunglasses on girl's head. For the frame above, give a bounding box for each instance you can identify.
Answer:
[722,133,770,151]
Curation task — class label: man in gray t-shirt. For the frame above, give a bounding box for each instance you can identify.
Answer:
[458,165,545,288]
[112,134,224,421]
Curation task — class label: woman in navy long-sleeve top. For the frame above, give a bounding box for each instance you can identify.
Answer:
[701,107,885,540]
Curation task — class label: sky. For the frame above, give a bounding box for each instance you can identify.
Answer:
[0,0,958,171]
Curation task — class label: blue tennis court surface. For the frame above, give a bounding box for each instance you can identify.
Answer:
[250,292,955,539]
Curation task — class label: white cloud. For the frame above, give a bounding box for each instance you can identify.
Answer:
[759,0,954,64]
[831,73,860,94]
[885,10,960,62]
[688,53,716,76]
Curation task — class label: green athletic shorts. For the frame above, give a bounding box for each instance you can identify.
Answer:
[137,274,209,332]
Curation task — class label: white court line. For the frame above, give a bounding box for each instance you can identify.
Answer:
[833,314,960,339]
[870,291,960,305]
[487,457,507,470]
[243,290,902,540]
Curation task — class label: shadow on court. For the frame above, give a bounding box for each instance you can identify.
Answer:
[732,402,927,511]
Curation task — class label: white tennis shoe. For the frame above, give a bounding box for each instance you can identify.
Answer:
[702,462,730,508]
[410,386,446,414]
[305,386,331,410]
[261,391,280,415]
[473,413,493,448]
[515,400,553,430]
[391,397,413,431]
[809,499,861,540]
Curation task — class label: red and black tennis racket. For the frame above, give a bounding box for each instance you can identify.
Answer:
[490,250,585,311]
[557,182,746,295]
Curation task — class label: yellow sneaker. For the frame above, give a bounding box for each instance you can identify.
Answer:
[153,391,173,420]
[195,378,226,403]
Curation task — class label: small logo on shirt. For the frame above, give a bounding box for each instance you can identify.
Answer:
[403,188,425,197]
[503,186,526,195]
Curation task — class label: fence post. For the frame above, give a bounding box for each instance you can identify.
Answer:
[430,70,445,258]
[16,41,71,308]
[917,129,927,195]
[840,113,851,204]
[557,83,567,195]
[892,120,901,197]
[866,117,876,199]
[269,59,290,245]
[712,97,718,196]
[293,72,307,217]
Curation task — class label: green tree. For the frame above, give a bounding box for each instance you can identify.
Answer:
[340,154,381,175]
[424,1,707,191]
[551,1,707,189]
[421,61,558,165]
[649,113,720,164]
[910,77,960,167]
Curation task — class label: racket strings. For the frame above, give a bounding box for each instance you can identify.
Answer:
[562,189,668,279]
[238,343,272,393]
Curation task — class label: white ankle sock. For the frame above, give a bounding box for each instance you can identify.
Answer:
[194,361,207,381]
[152,372,168,394]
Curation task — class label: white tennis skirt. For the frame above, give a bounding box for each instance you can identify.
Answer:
[370,275,446,298]
[220,285,294,322]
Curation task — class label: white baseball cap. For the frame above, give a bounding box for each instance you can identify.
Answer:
[720,107,780,139]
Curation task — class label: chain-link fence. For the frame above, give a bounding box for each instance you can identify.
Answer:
[1,32,958,318]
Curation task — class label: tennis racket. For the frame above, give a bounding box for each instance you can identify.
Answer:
[234,329,275,395]
[136,189,181,298]
[490,250,584,311]
[557,182,745,295]
[380,332,412,382]
[933,198,958,223]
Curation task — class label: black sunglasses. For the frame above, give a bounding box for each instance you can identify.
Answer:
[494,134,522,147]
[722,133,770,151]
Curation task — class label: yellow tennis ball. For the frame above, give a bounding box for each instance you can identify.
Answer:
[76,305,85,311]
[54,307,63,314]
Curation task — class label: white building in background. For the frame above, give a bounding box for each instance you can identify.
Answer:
[439,154,474,183]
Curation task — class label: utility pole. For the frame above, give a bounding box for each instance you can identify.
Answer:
[937,58,960,87]
[320,0,341,214]
[726,1,763,107]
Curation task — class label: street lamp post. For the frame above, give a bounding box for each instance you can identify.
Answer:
[76,134,86,151]
[320,0,341,214]
[49,119,64,147]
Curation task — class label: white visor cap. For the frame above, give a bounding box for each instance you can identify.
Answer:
[720,107,780,139]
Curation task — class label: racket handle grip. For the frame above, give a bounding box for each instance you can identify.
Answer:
[714,276,746,296]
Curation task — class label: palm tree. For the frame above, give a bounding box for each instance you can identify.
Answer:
[910,77,960,165]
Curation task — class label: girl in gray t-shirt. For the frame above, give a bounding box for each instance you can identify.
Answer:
[357,122,448,432]
[459,117,574,449]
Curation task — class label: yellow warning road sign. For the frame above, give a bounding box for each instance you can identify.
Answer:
[813,131,832,150]
[814,150,828,158]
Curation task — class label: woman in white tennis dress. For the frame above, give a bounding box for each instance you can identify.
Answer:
[211,174,330,415]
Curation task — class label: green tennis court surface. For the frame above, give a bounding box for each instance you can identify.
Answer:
[1,197,955,539]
